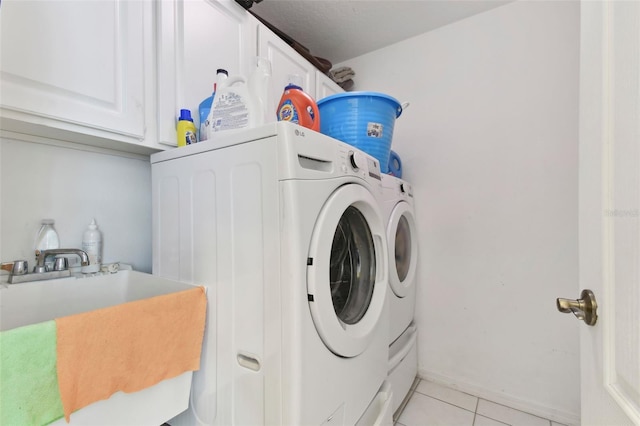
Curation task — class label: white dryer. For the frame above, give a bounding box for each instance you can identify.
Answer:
[151,122,392,426]
[380,174,419,416]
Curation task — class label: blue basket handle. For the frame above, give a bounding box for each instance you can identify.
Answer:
[388,150,402,178]
[397,101,410,118]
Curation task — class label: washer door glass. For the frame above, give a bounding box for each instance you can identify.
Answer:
[330,206,376,325]
[395,215,412,282]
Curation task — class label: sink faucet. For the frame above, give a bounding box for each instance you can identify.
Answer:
[1,249,90,284]
[35,248,89,273]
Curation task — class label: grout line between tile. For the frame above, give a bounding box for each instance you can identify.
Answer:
[411,386,478,414]
[476,399,508,425]
[414,381,557,426]
[418,393,477,414]
[472,397,480,425]
[419,380,485,400]
[477,398,551,423]
[474,414,511,426]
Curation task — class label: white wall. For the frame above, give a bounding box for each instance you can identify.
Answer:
[341,1,580,423]
[1,135,152,274]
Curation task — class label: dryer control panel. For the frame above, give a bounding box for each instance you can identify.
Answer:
[399,181,413,198]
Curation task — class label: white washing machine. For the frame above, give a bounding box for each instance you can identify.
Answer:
[151,122,393,426]
[380,174,419,416]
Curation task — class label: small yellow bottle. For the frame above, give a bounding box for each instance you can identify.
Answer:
[177,109,197,147]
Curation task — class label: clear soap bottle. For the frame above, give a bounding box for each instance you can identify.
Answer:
[34,219,60,270]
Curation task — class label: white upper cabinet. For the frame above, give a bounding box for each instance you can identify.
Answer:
[0,0,338,153]
[0,0,149,146]
[156,0,254,146]
[257,24,318,118]
[316,72,343,102]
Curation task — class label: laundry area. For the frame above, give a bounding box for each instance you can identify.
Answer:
[0,1,639,426]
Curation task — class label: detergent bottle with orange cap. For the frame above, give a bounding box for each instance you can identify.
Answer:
[276,76,320,131]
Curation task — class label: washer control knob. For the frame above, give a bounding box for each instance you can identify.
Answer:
[400,183,407,193]
[348,151,359,171]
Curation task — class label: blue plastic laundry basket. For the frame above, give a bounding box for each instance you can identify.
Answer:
[317,92,403,173]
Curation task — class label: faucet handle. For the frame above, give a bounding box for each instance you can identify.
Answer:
[53,257,69,271]
[1,260,29,275]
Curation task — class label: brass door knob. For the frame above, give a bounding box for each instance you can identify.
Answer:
[556,289,598,326]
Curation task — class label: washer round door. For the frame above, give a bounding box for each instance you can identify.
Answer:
[387,201,417,298]
[307,183,389,358]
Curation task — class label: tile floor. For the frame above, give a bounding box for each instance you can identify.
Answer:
[395,379,567,426]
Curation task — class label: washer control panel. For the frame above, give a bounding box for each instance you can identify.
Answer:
[348,150,360,172]
[338,147,381,183]
[367,157,381,181]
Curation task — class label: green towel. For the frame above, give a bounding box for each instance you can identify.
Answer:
[0,320,64,425]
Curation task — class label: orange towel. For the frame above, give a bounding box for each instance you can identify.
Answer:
[55,286,207,422]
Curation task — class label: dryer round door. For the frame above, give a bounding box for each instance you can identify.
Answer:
[307,183,389,358]
[387,201,418,298]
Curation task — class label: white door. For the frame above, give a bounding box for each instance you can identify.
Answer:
[575,1,640,424]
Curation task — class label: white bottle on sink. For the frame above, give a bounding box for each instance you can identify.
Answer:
[81,218,102,273]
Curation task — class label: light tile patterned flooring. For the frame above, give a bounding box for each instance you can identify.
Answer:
[395,379,567,426]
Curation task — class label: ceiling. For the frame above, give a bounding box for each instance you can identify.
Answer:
[250,0,513,65]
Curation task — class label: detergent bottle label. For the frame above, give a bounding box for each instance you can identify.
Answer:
[278,99,299,124]
[185,130,197,145]
[211,91,250,132]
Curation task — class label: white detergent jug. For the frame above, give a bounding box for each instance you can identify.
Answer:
[206,58,271,138]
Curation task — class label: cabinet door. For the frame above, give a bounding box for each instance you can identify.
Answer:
[157,0,254,146]
[257,24,317,118]
[315,71,344,101]
[0,0,145,139]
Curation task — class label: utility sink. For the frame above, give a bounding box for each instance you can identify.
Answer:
[0,270,200,426]
[0,269,195,331]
